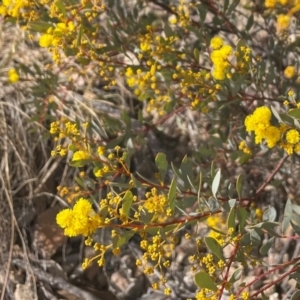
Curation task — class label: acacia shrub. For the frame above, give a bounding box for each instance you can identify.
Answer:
[2,0,300,299]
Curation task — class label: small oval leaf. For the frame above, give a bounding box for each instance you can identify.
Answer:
[204,236,224,259]
[259,237,275,255]
[229,267,243,283]
[212,169,221,198]
[194,271,218,291]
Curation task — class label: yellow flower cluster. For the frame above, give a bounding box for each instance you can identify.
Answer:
[171,0,191,28]
[8,68,19,83]
[138,232,175,293]
[39,22,76,48]
[50,120,84,157]
[280,128,300,154]
[238,141,252,155]
[94,165,110,178]
[236,46,252,74]
[210,36,223,50]
[210,37,233,80]
[49,121,60,135]
[201,253,216,276]
[206,214,226,241]
[265,0,289,8]
[241,292,250,300]
[140,188,172,221]
[56,198,102,237]
[51,144,68,157]
[0,0,36,19]
[244,106,280,148]
[72,150,90,161]
[264,0,300,33]
[277,14,291,31]
[195,288,218,300]
[284,66,296,79]
[265,0,277,8]
[39,22,76,62]
[245,106,300,155]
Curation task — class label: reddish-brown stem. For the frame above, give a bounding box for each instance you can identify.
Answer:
[255,154,288,196]
[236,256,300,297]
[250,266,298,298]
[218,241,240,300]
[103,209,221,230]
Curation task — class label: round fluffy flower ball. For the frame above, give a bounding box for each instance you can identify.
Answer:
[277,14,290,31]
[8,68,19,83]
[72,150,89,161]
[286,129,300,144]
[210,37,223,50]
[265,0,276,8]
[39,34,53,48]
[284,66,296,79]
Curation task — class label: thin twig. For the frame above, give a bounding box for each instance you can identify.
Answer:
[255,154,288,196]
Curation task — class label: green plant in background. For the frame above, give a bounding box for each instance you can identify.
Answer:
[4,0,300,299]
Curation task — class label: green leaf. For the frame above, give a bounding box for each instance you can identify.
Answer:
[211,161,215,179]
[259,237,275,255]
[164,22,173,37]
[70,159,90,167]
[294,119,300,130]
[168,178,177,210]
[171,162,183,180]
[250,228,262,246]
[122,190,133,217]
[245,13,254,32]
[194,272,218,291]
[229,267,243,283]
[223,0,229,12]
[222,199,236,213]
[108,182,130,189]
[140,210,154,225]
[55,0,67,18]
[288,108,300,119]
[212,169,221,198]
[261,292,268,300]
[271,105,283,123]
[262,206,277,222]
[122,110,132,130]
[113,230,135,248]
[198,147,215,158]
[236,174,242,199]
[240,232,250,246]
[289,270,300,283]
[206,197,221,212]
[261,222,281,237]
[76,25,83,47]
[197,4,207,23]
[236,207,247,233]
[227,205,236,230]
[155,152,168,181]
[130,174,142,188]
[122,150,131,169]
[226,0,240,15]
[28,21,53,32]
[75,176,86,189]
[204,237,224,259]
[180,155,194,188]
[250,221,280,237]
[292,203,300,215]
[68,144,77,151]
[291,221,300,235]
[194,48,199,62]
